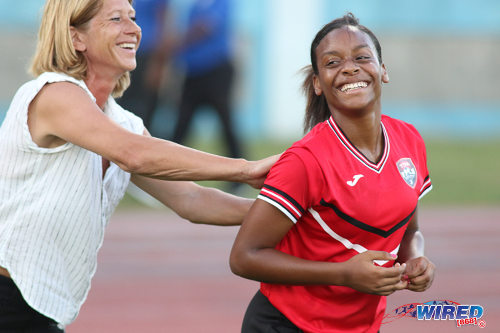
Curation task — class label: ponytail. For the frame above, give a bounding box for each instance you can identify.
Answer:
[301,65,330,133]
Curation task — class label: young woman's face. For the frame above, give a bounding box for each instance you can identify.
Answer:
[73,0,141,79]
[313,26,389,116]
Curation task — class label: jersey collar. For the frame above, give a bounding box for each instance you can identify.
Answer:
[327,116,390,173]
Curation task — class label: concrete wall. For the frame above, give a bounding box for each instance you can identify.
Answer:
[382,35,500,103]
[0,32,37,104]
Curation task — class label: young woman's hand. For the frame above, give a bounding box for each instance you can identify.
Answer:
[341,251,408,296]
[403,256,435,292]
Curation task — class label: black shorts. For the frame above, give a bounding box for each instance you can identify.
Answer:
[0,275,64,333]
[241,290,303,333]
[242,290,381,333]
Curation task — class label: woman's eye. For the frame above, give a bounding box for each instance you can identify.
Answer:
[356,55,371,61]
[130,16,136,22]
[111,17,120,22]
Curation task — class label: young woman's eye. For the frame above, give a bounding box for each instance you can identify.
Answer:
[356,55,371,61]
[326,59,340,66]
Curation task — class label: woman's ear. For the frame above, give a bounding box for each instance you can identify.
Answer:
[381,63,389,83]
[312,74,322,96]
[70,26,86,52]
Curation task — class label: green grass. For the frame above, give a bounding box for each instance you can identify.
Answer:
[424,139,500,205]
[118,136,500,209]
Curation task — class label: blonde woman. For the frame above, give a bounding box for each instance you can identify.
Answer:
[0,0,277,331]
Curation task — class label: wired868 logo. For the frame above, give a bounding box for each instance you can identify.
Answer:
[417,302,485,328]
[384,300,487,328]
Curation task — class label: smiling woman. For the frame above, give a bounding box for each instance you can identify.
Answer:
[30,0,137,101]
[70,0,141,86]
[0,0,278,331]
[230,13,435,333]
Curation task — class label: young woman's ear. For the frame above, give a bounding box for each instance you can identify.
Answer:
[381,63,389,83]
[70,26,86,52]
[312,74,322,96]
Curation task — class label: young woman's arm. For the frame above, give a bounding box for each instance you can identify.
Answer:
[230,200,408,296]
[397,208,436,292]
[28,82,277,186]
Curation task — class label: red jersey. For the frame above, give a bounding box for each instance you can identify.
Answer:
[258,115,432,333]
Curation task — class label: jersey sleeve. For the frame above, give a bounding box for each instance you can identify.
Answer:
[257,149,321,223]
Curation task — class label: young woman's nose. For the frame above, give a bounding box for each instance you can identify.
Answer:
[341,59,360,75]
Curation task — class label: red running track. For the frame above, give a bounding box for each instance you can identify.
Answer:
[68,207,500,332]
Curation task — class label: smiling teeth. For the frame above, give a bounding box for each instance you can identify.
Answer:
[340,82,367,92]
[118,43,135,49]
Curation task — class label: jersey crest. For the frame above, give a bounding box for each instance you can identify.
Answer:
[396,158,417,188]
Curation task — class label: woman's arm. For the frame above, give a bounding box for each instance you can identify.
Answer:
[131,174,252,226]
[230,200,408,296]
[397,208,436,292]
[27,82,278,186]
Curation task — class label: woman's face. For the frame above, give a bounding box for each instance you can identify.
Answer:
[73,0,141,79]
[313,26,389,116]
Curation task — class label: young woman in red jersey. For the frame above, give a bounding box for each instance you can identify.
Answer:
[230,13,435,333]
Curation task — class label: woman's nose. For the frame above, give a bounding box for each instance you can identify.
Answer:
[341,59,360,75]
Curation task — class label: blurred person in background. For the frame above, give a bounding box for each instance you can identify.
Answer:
[0,0,277,331]
[117,0,170,131]
[170,0,243,167]
[230,13,435,333]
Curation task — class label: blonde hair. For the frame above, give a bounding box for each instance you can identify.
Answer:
[30,0,133,97]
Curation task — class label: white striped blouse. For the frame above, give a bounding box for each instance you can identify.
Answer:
[0,72,144,327]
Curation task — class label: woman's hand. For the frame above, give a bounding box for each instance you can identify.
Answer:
[403,256,435,292]
[242,154,281,189]
[341,251,408,296]
[396,209,435,292]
